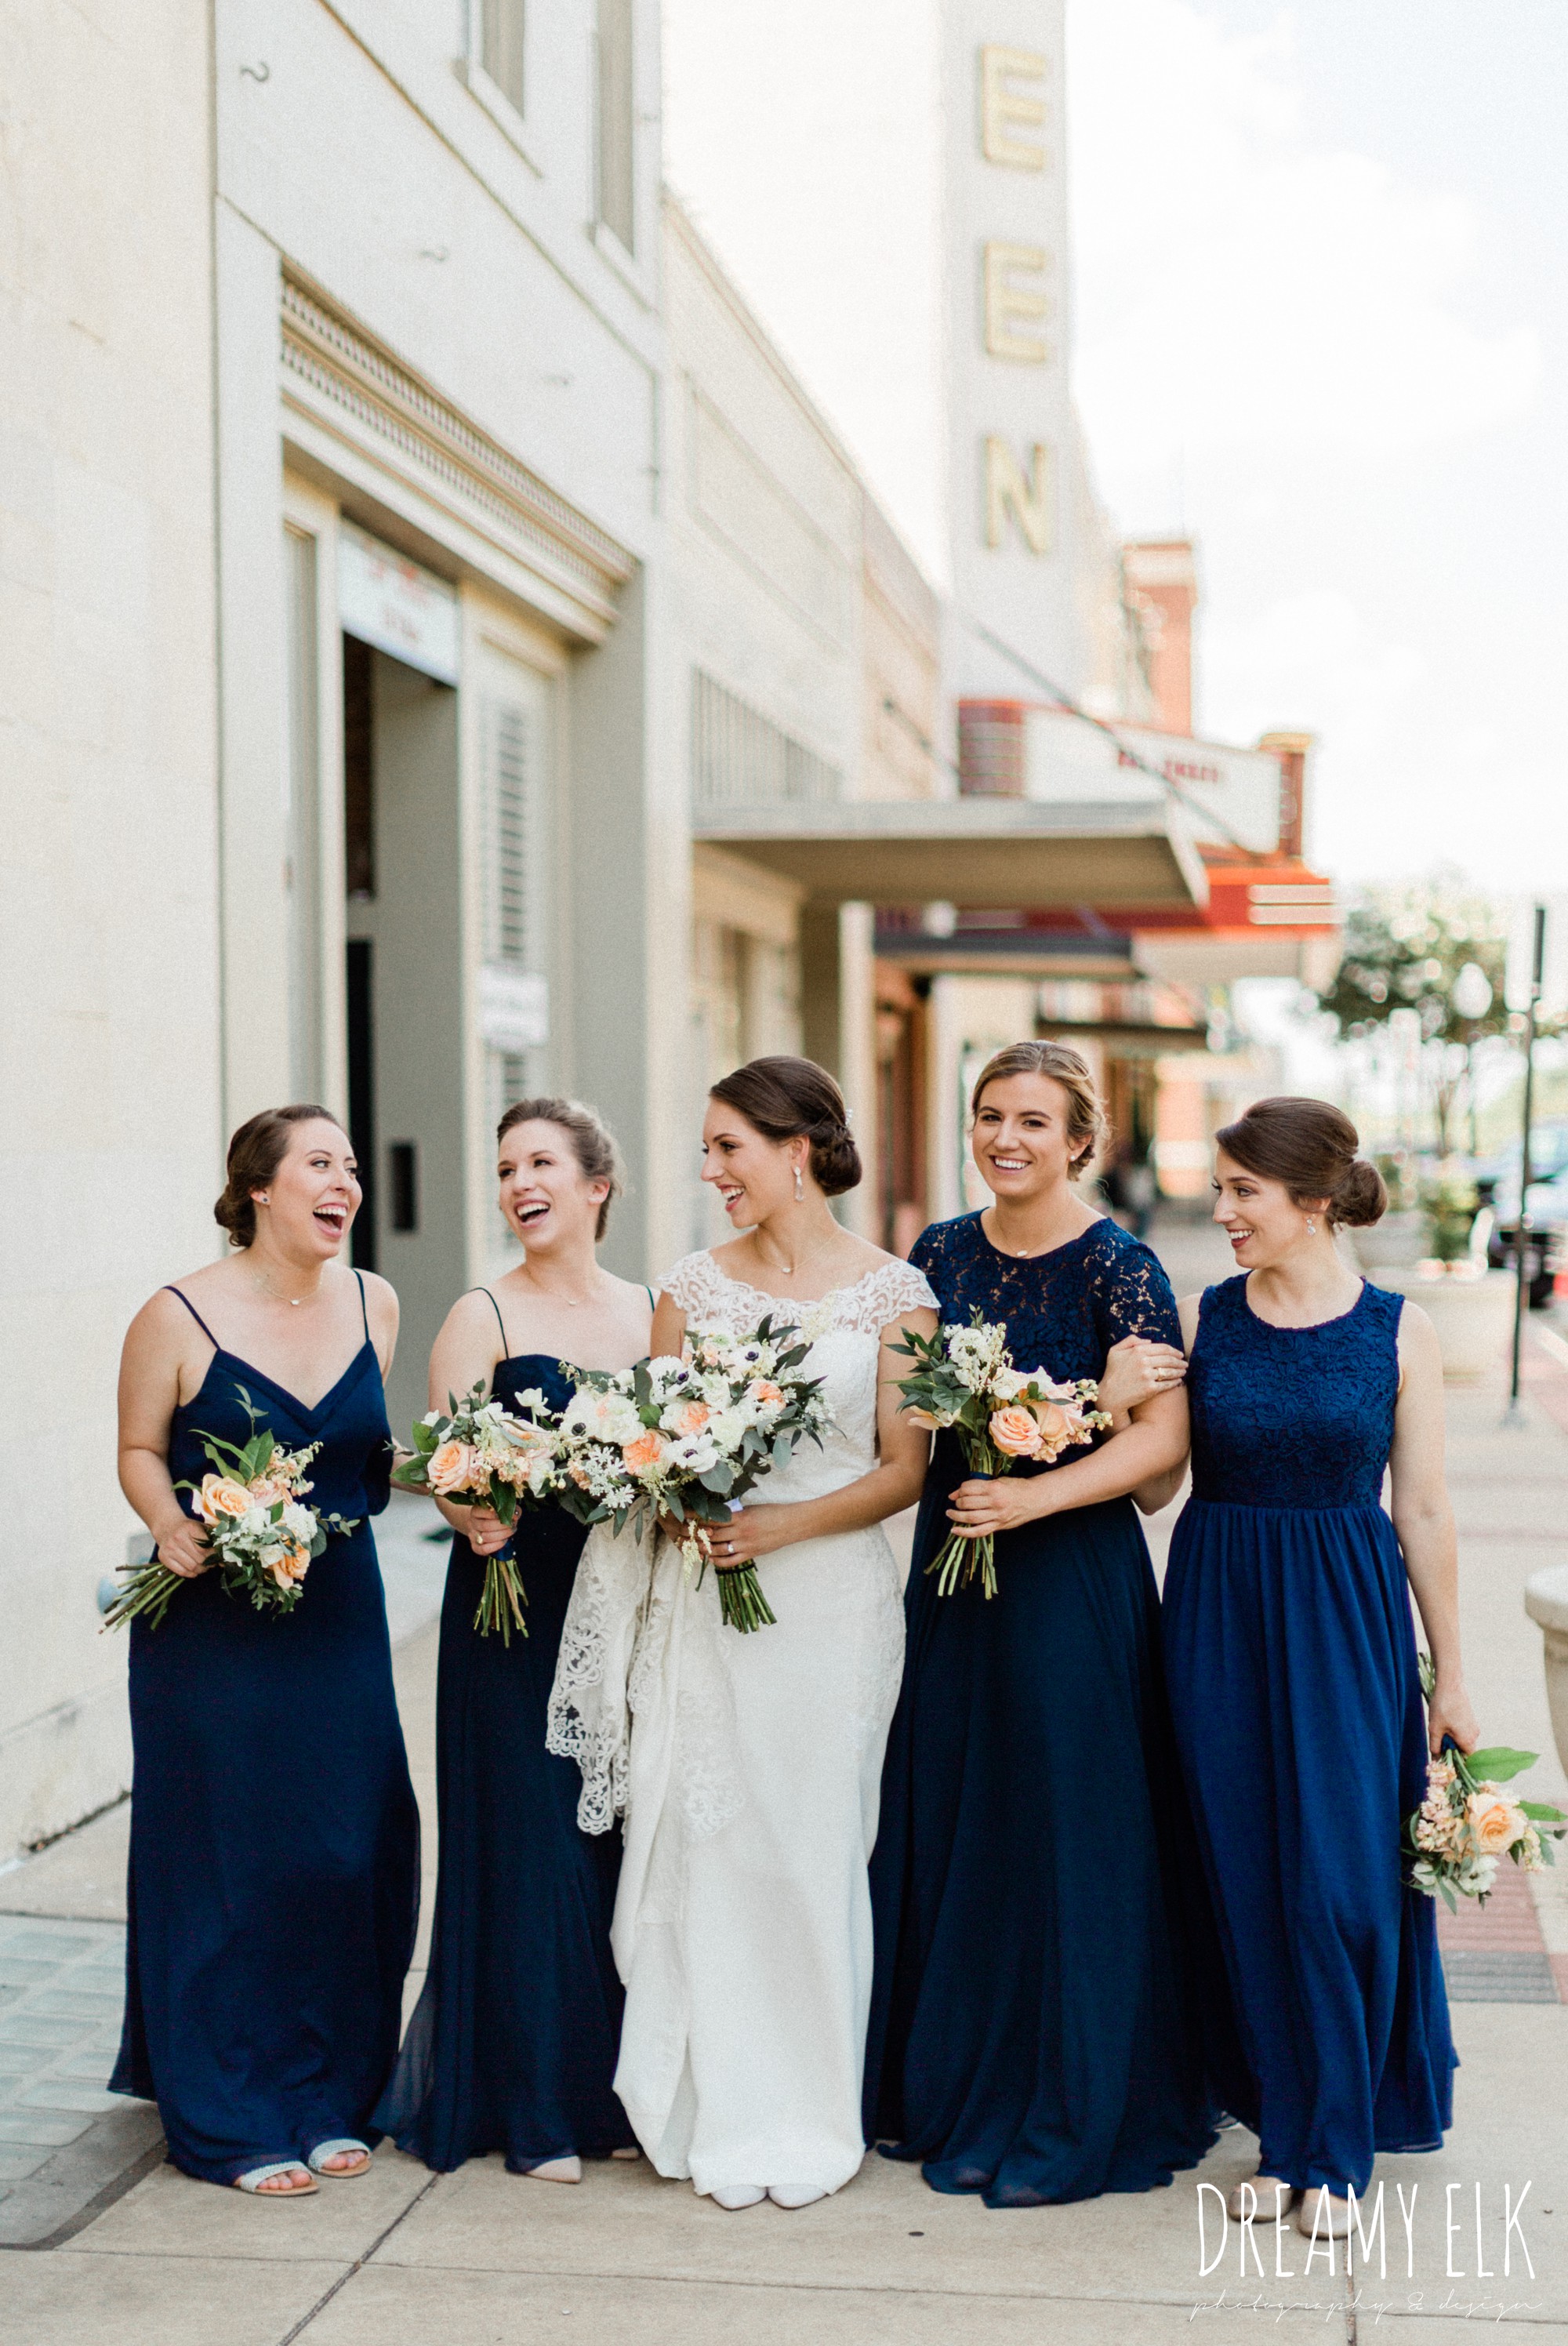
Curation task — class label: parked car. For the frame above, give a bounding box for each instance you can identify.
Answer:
[1486,1153,1568,1306]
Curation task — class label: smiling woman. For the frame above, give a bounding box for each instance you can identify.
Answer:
[110,1105,418,2196]
[865,1039,1228,2210]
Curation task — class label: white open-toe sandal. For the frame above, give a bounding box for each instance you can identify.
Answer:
[234,2162,317,2196]
[307,2139,372,2178]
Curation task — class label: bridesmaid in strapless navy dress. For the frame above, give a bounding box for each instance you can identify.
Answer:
[111,1276,419,2184]
[375,1313,633,2172]
[1163,1274,1457,2200]
[866,1211,1222,2207]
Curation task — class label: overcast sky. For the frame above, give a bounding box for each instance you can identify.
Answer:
[662,0,1567,895]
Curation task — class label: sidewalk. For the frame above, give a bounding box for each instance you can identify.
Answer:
[3,1283,1566,2342]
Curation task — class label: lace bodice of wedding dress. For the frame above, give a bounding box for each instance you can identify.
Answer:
[661,1251,937,1498]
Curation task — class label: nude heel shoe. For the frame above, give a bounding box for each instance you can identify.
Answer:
[1227,2174,1298,2223]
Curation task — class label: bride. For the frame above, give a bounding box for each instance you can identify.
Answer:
[548,1055,936,2210]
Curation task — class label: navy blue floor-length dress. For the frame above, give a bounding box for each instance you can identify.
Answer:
[374,1337,631,2171]
[111,1280,419,2184]
[1162,1275,1455,2198]
[866,1214,1222,2208]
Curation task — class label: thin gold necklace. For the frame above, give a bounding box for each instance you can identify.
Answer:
[250,1266,317,1309]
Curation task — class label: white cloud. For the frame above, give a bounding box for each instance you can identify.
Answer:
[1069,0,1539,463]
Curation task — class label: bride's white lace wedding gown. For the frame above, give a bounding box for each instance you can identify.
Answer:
[546,1248,936,2200]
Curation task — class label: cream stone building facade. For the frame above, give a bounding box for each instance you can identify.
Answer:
[2,0,1328,1860]
[0,1,962,1858]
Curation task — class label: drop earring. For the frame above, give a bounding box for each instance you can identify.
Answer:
[794,1163,804,1202]
[1305,1216,1316,1234]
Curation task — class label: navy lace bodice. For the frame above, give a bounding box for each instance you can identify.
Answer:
[1187,1275,1403,1510]
[909,1212,1181,1387]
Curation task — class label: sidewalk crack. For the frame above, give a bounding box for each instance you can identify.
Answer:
[273,2174,443,2345]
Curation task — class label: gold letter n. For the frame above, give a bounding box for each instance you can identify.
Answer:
[985,437,1052,554]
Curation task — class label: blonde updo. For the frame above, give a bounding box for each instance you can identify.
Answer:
[969,1040,1111,1176]
[498,1096,624,1241]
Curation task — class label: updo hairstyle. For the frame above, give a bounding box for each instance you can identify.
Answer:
[1214,1097,1386,1228]
[708,1056,862,1197]
[215,1104,345,1249]
[970,1040,1111,1177]
[498,1095,623,1241]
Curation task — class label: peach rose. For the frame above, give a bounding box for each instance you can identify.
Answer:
[749,1381,785,1408]
[622,1429,668,1476]
[672,1400,713,1437]
[1031,1399,1087,1453]
[989,1406,1044,1458]
[428,1439,477,1495]
[1468,1792,1521,1854]
[195,1472,252,1526]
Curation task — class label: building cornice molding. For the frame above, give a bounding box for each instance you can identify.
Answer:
[279,271,635,636]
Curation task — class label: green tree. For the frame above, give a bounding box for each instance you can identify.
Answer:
[1312,882,1511,1155]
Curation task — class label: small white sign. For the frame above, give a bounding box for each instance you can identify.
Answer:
[477,964,549,1051]
[338,521,459,685]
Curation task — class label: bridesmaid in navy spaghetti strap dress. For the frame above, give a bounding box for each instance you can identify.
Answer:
[111,1109,418,2193]
[866,1044,1225,2209]
[1162,1099,1476,2236]
[376,1099,650,2180]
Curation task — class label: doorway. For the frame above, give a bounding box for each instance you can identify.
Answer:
[341,630,465,1440]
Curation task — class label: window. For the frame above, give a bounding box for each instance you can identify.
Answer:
[597,0,635,252]
[481,0,525,116]
[691,670,842,808]
[477,645,554,1157]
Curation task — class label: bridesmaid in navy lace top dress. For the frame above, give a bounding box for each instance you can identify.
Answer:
[1162,1099,1477,2240]
[112,1108,417,2195]
[375,1099,649,2182]
[866,1043,1224,2208]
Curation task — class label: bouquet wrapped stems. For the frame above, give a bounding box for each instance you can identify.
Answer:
[694,1503,777,1632]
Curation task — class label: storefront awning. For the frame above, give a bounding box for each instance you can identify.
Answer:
[691,797,1208,911]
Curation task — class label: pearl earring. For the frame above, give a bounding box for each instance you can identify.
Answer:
[794,1163,804,1201]
[1305,1217,1316,1234]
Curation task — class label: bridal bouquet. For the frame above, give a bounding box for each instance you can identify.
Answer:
[894,1314,1109,1600]
[1403,1656,1566,1908]
[554,1318,831,1632]
[392,1382,562,1641]
[105,1389,358,1631]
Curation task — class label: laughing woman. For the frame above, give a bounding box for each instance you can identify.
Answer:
[866,1041,1223,2209]
[111,1106,418,2196]
[375,1099,650,2182]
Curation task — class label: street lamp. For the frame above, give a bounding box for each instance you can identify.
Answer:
[1505,909,1547,1426]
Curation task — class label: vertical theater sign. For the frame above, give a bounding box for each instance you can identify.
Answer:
[946,2,1079,701]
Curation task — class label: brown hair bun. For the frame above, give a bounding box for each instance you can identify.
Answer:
[1214,1096,1387,1228]
[708,1056,862,1197]
[215,1105,345,1249]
